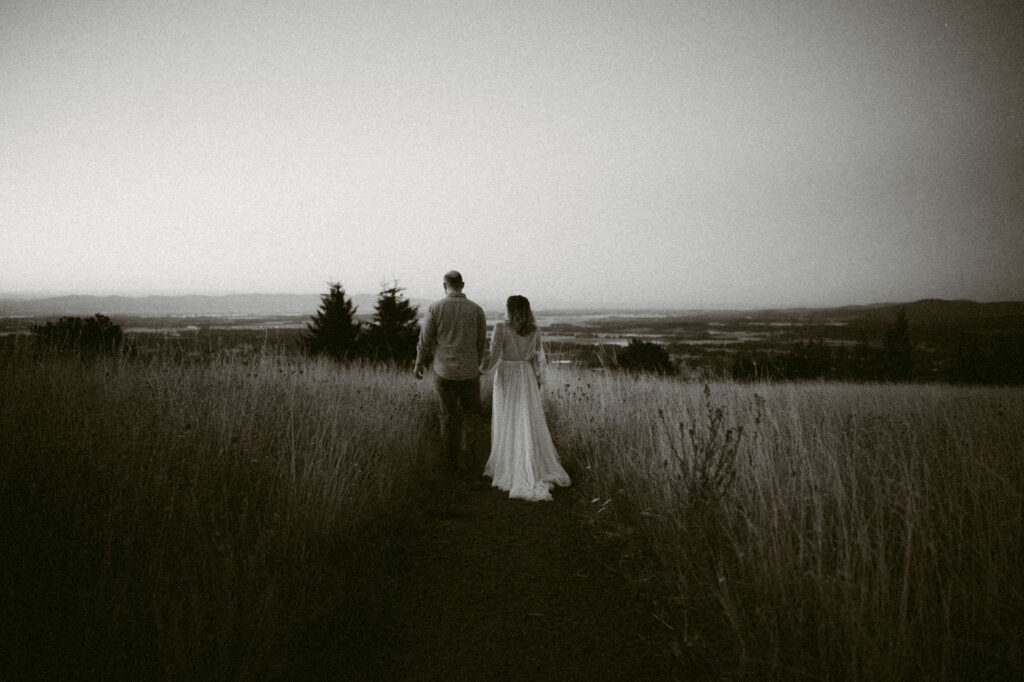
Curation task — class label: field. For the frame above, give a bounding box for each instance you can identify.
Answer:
[546,372,1024,679]
[2,339,1023,678]
[1,347,437,678]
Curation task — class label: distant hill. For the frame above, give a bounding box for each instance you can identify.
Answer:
[753,300,1024,325]
[0,293,432,318]
[2,295,1021,326]
[863,299,1024,323]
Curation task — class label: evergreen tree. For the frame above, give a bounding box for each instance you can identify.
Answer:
[362,281,420,366]
[884,308,914,381]
[304,282,362,361]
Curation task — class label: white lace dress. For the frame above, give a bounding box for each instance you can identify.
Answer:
[481,322,571,501]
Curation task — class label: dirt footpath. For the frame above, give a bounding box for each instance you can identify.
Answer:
[328,469,682,681]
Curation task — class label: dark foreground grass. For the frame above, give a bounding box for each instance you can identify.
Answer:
[1,349,435,678]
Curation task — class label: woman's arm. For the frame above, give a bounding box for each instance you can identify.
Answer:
[413,305,436,377]
[531,332,546,386]
[479,321,503,374]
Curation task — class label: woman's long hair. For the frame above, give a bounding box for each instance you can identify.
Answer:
[506,295,537,336]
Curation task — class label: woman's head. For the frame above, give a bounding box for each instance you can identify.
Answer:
[506,295,537,336]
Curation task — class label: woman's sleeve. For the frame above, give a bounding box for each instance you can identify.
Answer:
[532,332,546,386]
[480,322,503,374]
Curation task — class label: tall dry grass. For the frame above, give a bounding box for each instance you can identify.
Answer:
[545,369,1024,680]
[5,341,1023,679]
[1,348,435,678]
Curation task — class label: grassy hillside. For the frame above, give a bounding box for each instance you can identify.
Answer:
[3,345,1022,678]
[1,351,436,678]
[545,369,1024,679]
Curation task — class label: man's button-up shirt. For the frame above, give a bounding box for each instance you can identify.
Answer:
[416,292,488,381]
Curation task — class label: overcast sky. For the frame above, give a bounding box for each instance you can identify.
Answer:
[3,0,1022,310]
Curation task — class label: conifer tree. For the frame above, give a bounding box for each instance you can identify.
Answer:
[304,282,362,361]
[884,308,914,381]
[362,281,420,366]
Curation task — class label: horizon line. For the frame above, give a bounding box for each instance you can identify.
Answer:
[2,290,1021,314]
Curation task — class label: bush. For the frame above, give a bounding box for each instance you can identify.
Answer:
[31,314,125,355]
[617,338,676,375]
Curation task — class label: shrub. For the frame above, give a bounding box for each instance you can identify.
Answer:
[617,338,676,375]
[31,314,125,355]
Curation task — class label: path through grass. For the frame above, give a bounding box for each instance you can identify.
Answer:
[321,464,682,680]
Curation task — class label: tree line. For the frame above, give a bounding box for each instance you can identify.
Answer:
[302,281,420,365]
[727,308,1024,384]
[576,308,1024,385]
[28,281,422,367]
[27,294,1023,385]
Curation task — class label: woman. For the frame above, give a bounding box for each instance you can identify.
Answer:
[480,295,570,501]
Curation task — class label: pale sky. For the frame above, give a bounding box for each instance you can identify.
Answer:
[2,0,1022,310]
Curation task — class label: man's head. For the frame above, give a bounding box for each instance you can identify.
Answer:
[443,270,465,293]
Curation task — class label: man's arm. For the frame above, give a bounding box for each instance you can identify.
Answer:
[480,320,502,374]
[475,306,487,371]
[413,306,436,378]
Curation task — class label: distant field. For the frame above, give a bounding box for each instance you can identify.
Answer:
[5,298,1021,383]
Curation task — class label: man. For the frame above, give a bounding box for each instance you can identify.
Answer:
[414,270,488,475]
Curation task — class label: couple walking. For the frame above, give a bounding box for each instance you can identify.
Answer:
[413,270,571,501]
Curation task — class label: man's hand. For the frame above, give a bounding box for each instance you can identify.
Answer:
[413,364,425,380]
